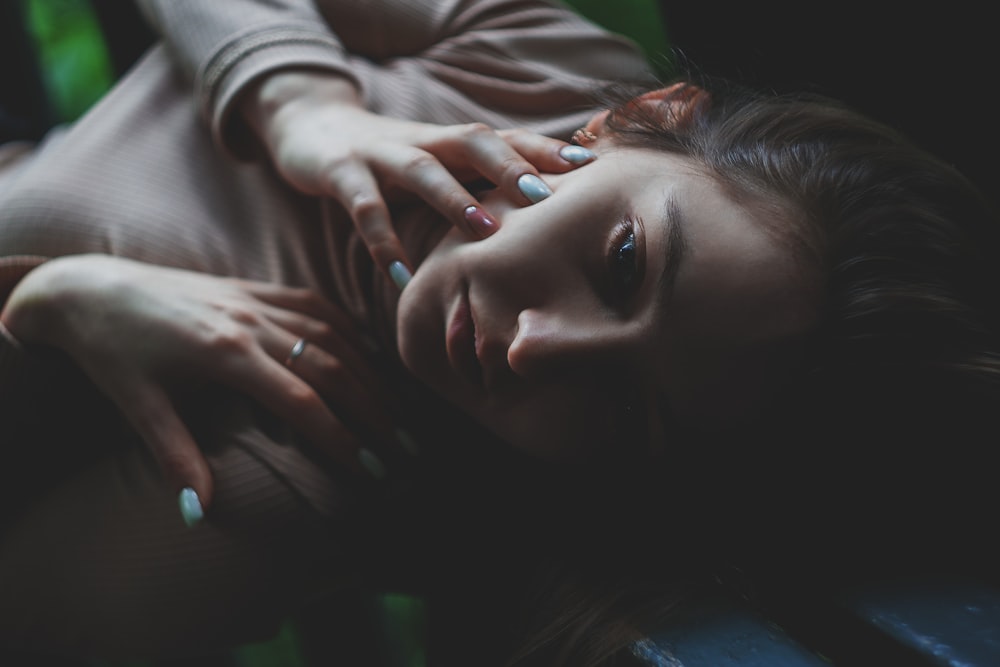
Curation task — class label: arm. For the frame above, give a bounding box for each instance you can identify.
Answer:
[136,0,652,150]
[136,0,653,280]
[0,254,400,514]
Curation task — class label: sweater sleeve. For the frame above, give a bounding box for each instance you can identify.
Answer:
[135,0,655,158]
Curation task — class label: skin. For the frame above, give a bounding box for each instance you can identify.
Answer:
[0,78,814,507]
[241,71,591,278]
[0,70,595,508]
[393,142,818,460]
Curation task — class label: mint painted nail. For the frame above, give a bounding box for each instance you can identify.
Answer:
[178,487,203,528]
[388,261,412,290]
[517,174,552,204]
[559,145,596,164]
[359,448,387,480]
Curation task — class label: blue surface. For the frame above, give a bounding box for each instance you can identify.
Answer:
[636,598,829,667]
[845,578,1000,667]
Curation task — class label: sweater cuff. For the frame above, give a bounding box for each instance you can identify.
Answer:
[199,23,363,161]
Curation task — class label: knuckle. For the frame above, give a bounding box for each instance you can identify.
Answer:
[501,127,529,142]
[323,152,359,175]
[205,325,254,355]
[499,155,527,177]
[224,305,261,326]
[402,151,440,173]
[348,194,385,222]
[367,236,399,261]
[285,382,322,412]
[460,122,494,139]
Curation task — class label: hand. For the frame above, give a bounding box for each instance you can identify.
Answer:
[1,255,399,512]
[242,71,596,287]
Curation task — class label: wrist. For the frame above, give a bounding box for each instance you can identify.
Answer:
[0,254,107,348]
[240,69,363,149]
[1,259,69,347]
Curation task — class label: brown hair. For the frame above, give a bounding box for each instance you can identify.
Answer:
[605,79,1000,420]
[486,78,1000,667]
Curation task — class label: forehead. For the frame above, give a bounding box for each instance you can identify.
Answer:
[629,150,815,422]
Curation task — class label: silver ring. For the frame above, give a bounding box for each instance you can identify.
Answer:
[284,338,307,368]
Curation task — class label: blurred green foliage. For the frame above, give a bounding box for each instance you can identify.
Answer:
[564,0,673,75]
[22,0,114,122]
[83,593,427,667]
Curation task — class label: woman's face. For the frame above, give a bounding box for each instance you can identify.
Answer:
[396,145,815,460]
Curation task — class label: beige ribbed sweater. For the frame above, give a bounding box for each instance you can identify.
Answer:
[0,0,651,656]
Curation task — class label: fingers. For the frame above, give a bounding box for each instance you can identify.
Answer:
[381,145,501,241]
[320,157,413,289]
[431,123,595,207]
[118,383,215,520]
[243,290,385,397]
[314,122,598,290]
[374,124,597,242]
[241,281,372,352]
[196,284,401,476]
[497,127,597,173]
[276,335,399,445]
[236,347,384,479]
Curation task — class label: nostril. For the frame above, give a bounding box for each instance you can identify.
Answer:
[475,334,511,389]
[476,335,506,368]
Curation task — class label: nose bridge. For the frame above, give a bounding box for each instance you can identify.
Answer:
[475,205,576,310]
[507,307,629,379]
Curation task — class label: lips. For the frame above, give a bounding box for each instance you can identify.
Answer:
[445,287,483,387]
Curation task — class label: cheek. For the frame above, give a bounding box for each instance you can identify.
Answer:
[395,229,478,395]
[395,240,458,380]
[395,279,438,385]
[479,381,629,462]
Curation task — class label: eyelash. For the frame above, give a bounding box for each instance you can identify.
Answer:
[606,216,644,305]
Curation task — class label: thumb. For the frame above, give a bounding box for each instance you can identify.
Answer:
[125,384,215,526]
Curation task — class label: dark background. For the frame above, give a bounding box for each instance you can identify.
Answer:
[658,2,996,201]
[3,1,996,201]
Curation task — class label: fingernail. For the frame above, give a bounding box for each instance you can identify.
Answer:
[178,487,203,528]
[464,205,498,237]
[388,261,412,290]
[559,145,596,164]
[359,448,387,480]
[517,174,552,204]
[395,428,420,457]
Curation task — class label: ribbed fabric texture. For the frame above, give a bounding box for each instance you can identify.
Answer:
[0,0,652,656]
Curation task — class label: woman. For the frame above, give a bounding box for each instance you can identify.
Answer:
[1,0,997,664]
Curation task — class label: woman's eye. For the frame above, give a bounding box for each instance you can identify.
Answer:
[607,218,644,300]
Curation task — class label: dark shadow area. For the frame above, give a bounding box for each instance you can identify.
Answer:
[659,3,996,200]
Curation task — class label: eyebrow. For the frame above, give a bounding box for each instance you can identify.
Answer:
[646,195,686,450]
[657,194,687,303]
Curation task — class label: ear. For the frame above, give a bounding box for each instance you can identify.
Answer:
[582,109,610,136]
[592,82,707,134]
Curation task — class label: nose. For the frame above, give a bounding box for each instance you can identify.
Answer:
[506,308,631,379]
